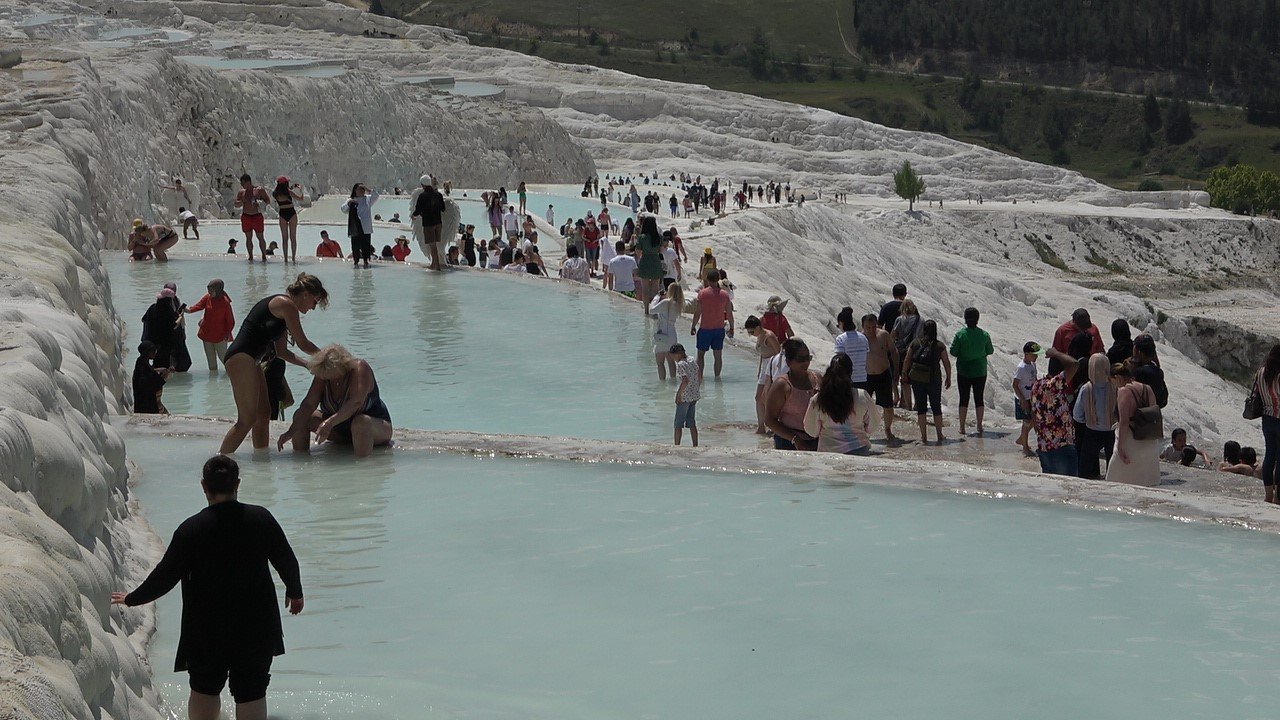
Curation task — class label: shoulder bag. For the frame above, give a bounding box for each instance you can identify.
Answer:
[1244,371,1264,420]
[1129,385,1164,441]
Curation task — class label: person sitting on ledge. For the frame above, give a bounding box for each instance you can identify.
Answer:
[278,344,393,458]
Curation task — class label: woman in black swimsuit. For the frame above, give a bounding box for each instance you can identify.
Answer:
[277,344,393,458]
[219,273,328,454]
[273,176,305,263]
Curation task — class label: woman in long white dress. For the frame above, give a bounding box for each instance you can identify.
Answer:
[1105,361,1162,486]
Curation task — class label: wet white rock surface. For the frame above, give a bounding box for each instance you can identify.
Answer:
[0,0,1278,717]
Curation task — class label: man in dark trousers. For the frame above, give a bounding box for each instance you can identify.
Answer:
[113,455,303,720]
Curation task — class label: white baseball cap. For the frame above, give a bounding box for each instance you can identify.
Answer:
[420,174,433,186]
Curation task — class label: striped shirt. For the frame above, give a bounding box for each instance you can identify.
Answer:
[834,330,870,383]
[1259,370,1280,418]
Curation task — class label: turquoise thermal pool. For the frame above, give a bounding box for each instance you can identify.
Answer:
[106,253,752,442]
[126,433,1280,719]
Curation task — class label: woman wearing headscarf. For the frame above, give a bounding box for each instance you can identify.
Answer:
[141,283,192,371]
[1106,318,1133,366]
[1072,353,1117,479]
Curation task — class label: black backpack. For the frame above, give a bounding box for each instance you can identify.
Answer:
[909,340,937,383]
[913,340,935,367]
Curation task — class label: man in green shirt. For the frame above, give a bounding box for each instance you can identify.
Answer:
[950,306,995,436]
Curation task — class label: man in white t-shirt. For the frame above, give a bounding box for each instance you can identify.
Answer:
[178,207,200,240]
[545,204,555,225]
[607,240,639,297]
[502,206,521,241]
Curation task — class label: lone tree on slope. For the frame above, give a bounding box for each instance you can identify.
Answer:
[894,161,926,211]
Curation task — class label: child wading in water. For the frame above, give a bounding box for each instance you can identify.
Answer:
[672,343,701,446]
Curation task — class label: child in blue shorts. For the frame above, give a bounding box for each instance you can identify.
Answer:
[672,344,701,446]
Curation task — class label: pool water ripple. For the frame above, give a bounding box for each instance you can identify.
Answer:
[120,439,1280,719]
[106,253,752,442]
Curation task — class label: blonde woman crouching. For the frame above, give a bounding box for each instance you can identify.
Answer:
[277,344,392,458]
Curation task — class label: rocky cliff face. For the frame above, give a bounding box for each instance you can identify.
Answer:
[0,53,165,720]
[82,52,594,248]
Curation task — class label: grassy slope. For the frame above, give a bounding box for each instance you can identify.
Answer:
[388,1,1280,190]
[399,0,854,58]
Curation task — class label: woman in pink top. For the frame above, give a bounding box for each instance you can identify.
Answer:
[765,339,819,451]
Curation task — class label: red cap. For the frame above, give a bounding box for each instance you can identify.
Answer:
[277,175,289,184]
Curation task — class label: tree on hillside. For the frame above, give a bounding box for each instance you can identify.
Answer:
[1143,93,1162,131]
[747,28,772,80]
[893,161,926,211]
[1163,99,1194,144]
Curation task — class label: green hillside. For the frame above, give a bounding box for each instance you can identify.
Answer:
[376,0,1280,190]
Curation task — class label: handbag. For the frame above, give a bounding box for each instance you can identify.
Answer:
[1244,371,1264,420]
[1129,385,1163,441]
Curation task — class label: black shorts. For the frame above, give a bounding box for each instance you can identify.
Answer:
[187,655,273,703]
[865,370,894,408]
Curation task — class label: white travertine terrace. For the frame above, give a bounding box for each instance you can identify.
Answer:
[1,0,1277,717]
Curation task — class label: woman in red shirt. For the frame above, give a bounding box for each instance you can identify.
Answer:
[391,236,412,262]
[184,279,236,372]
[760,296,794,340]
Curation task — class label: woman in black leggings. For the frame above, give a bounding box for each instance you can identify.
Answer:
[900,319,952,445]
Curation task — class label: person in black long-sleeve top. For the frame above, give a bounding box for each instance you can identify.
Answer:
[411,174,447,271]
[112,455,303,720]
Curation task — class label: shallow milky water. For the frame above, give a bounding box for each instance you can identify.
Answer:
[125,435,1280,719]
[106,254,753,442]
[287,190,622,229]
[115,182,1280,718]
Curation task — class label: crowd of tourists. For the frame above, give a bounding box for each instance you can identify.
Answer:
[116,165,1280,720]
[725,283,1280,498]
[130,171,1280,498]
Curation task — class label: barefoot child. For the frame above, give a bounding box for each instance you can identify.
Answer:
[1013,341,1041,455]
[672,343,700,446]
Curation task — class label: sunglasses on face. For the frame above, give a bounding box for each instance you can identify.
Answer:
[794,355,812,362]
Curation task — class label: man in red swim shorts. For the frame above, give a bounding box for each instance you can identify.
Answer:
[235,173,271,262]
